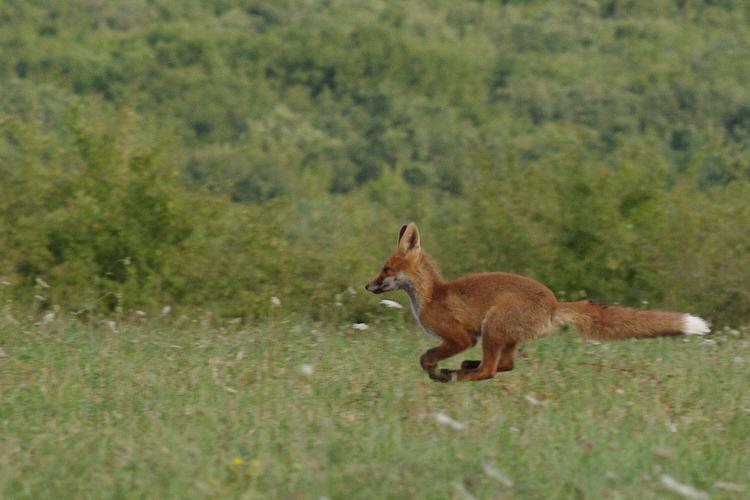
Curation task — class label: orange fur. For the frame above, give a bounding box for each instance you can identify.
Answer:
[365,223,709,383]
[555,301,684,340]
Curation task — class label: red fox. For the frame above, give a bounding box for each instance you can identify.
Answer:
[365,223,711,382]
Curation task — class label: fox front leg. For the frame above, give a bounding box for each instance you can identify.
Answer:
[419,338,472,383]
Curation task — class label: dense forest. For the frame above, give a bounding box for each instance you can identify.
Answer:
[1,0,749,325]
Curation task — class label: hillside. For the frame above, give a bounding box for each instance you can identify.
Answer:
[1,0,749,324]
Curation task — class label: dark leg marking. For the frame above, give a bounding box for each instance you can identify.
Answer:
[460,359,482,370]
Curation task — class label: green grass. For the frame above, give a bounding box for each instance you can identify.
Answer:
[1,317,749,499]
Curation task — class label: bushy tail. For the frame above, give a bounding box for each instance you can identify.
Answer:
[554,300,710,340]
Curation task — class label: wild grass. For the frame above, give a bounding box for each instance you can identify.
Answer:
[1,317,748,499]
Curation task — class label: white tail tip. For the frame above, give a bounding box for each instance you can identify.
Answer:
[682,314,710,336]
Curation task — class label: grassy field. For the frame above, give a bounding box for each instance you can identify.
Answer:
[1,316,749,499]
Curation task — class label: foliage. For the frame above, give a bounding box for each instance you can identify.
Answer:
[1,0,749,324]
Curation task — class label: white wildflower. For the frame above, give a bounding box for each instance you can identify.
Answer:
[270,296,281,306]
[35,277,50,288]
[40,312,55,324]
[224,386,238,394]
[432,411,465,431]
[351,323,369,330]
[379,299,404,309]
[298,363,314,376]
[524,394,547,407]
[659,475,709,500]
[481,463,513,487]
[160,305,172,316]
[134,309,146,318]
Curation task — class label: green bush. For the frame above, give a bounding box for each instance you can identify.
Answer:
[1,0,749,326]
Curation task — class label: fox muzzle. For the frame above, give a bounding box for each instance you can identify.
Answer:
[365,276,396,294]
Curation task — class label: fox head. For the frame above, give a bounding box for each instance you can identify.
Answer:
[365,222,423,294]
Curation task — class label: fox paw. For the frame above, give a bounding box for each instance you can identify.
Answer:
[429,368,456,383]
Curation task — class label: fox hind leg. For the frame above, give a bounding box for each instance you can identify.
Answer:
[461,341,518,372]
[454,336,503,381]
[496,341,517,372]
[455,301,546,381]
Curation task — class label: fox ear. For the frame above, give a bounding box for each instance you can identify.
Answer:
[398,224,408,243]
[398,223,421,254]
